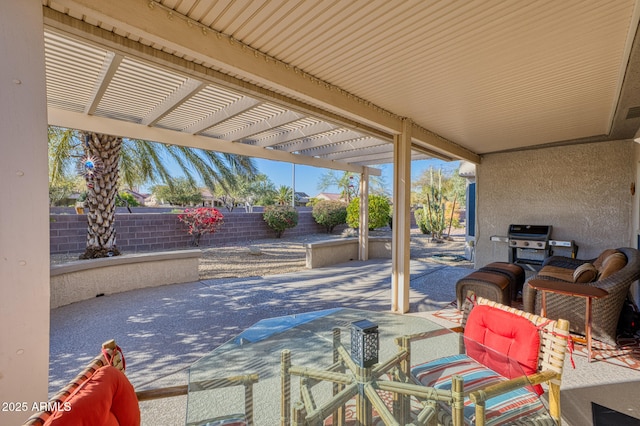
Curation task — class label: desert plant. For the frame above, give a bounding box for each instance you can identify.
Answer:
[263,205,299,238]
[116,191,140,208]
[177,207,224,246]
[312,200,347,233]
[414,207,430,234]
[346,194,391,230]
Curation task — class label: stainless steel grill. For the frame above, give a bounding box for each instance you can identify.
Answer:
[508,224,552,267]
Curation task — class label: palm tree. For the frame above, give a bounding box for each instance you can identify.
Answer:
[318,171,389,202]
[49,127,257,258]
[274,185,293,205]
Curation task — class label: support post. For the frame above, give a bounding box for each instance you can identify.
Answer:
[359,168,370,260]
[0,2,50,424]
[281,350,292,426]
[391,118,412,312]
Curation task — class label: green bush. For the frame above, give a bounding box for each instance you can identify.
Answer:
[414,207,430,234]
[116,192,140,207]
[346,195,391,230]
[312,200,347,233]
[263,205,299,238]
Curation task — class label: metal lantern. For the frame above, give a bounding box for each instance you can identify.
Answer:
[350,319,379,368]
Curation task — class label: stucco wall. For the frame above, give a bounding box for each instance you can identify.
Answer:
[475,140,635,267]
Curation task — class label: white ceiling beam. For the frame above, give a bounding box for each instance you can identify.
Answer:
[411,124,480,164]
[334,151,397,164]
[182,97,262,135]
[322,144,393,161]
[226,110,305,141]
[48,106,381,176]
[278,130,366,153]
[410,143,455,162]
[351,153,432,166]
[83,51,122,115]
[299,138,389,156]
[141,78,206,126]
[251,121,338,147]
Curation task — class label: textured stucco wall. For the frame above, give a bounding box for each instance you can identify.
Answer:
[475,140,635,267]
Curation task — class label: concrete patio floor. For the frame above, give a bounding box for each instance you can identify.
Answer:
[49,258,640,425]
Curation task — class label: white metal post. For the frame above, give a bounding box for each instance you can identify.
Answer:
[0,1,51,424]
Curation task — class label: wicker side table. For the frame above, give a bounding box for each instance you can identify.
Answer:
[528,279,608,362]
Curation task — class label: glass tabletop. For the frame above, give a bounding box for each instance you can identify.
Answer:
[186,308,552,426]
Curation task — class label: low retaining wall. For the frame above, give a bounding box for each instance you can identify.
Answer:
[50,250,200,308]
[305,237,392,268]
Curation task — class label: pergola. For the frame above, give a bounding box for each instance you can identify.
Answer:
[3,1,640,420]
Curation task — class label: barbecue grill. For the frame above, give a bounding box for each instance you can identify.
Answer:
[490,225,578,270]
[507,224,552,266]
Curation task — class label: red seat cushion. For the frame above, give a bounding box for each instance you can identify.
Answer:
[464,304,542,395]
[44,366,140,426]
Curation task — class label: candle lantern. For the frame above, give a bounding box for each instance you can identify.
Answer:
[350,319,379,368]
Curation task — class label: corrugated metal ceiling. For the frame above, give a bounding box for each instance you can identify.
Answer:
[44,26,415,173]
[42,0,640,165]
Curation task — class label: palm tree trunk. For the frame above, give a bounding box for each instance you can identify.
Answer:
[80,132,122,259]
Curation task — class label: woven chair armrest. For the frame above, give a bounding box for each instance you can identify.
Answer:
[468,370,558,404]
[542,256,590,269]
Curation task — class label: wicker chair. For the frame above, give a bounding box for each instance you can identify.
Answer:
[22,340,137,425]
[523,247,640,346]
[406,296,570,426]
[23,339,257,426]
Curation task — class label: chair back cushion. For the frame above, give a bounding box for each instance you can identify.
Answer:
[598,252,627,280]
[573,263,598,283]
[44,366,140,426]
[464,304,542,394]
[593,249,621,270]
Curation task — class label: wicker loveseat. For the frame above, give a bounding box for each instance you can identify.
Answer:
[522,247,640,345]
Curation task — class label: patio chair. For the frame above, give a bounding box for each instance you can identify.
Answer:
[22,339,258,426]
[22,339,140,426]
[522,247,640,345]
[405,295,571,425]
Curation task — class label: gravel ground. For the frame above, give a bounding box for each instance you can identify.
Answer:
[51,228,473,279]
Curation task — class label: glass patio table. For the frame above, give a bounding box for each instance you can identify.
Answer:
[186,308,553,426]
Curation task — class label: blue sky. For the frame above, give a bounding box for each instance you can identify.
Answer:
[140,156,460,196]
[255,158,461,197]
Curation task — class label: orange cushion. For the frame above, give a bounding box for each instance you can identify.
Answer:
[44,366,140,426]
[464,304,542,395]
[598,252,627,280]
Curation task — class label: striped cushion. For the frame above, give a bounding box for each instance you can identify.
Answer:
[205,418,247,426]
[412,354,553,425]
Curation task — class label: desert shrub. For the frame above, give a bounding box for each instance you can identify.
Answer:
[414,207,430,234]
[312,200,347,233]
[263,205,299,238]
[116,192,140,207]
[346,195,391,230]
[177,207,224,246]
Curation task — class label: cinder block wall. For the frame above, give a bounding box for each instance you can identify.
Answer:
[50,210,327,254]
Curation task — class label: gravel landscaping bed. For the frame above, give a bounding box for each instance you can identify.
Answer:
[51,228,473,280]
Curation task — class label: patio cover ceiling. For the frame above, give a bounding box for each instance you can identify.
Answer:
[42,0,640,172]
